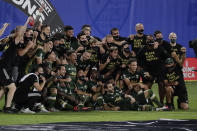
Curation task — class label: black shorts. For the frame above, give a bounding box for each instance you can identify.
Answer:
[0,67,14,87]
[172,84,188,103]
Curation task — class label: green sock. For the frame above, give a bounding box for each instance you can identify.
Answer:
[151,95,162,107]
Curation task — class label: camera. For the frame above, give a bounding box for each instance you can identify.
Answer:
[189,39,197,57]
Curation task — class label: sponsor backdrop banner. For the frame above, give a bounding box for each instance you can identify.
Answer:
[183,58,197,81]
[2,0,64,35]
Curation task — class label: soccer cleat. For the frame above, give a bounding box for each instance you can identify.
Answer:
[81,107,92,111]
[40,105,50,113]
[3,107,18,113]
[20,108,35,114]
[156,106,169,111]
[48,107,60,112]
[73,106,78,111]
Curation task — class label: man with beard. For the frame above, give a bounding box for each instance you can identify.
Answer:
[129,23,147,57]
[75,32,89,54]
[64,25,78,50]
[163,57,188,110]
[13,65,47,113]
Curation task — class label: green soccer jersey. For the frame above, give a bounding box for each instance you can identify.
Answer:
[86,80,97,94]
[65,64,77,82]
[64,37,79,51]
[121,69,144,83]
[25,48,46,74]
[76,81,88,92]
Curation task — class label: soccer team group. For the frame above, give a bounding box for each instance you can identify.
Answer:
[0,16,188,113]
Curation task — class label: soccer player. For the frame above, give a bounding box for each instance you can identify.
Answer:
[121,59,151,94]
[164,57,188,110]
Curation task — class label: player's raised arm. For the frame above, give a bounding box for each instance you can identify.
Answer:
[0,23,9,37]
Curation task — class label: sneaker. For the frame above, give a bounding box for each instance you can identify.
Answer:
[156,106,169,111]
[95,106,103,110]
[48,107,60,112]
[20,108,35,114]
[40,105,49,113]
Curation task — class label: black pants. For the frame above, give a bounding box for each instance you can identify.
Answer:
[14,92,41,110]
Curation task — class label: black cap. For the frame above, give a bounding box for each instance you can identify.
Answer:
[165,58,174,65]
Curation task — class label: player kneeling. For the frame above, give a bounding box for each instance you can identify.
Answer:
[164,58,188,110]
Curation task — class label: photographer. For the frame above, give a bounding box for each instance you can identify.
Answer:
[13,65,47,113]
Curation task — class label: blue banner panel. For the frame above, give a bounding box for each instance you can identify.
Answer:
[0,0,197,57]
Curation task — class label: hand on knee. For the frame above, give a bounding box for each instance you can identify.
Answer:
[7,83,16,92]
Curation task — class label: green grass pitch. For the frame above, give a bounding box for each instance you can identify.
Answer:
[0,82,197,125]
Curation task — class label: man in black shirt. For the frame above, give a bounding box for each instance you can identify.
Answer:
[110,28,127,42]
[169,32,186,64]
[13,65,46,113]
[154,30,172,104]
[154,30,171,54]
[129,23,147,56]
[0,16,32,113]
[137,35,169,88]
[163,57,188,110]
[100,46,121,82]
